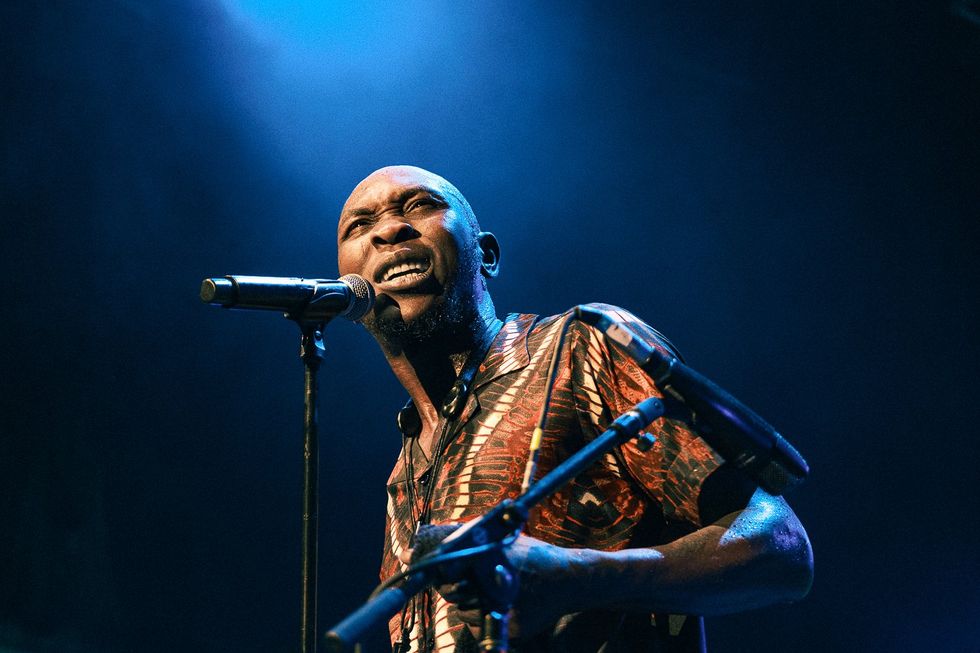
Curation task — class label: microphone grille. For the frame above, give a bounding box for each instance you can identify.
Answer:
[339,274,375,321]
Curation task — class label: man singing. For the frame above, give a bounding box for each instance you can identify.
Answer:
[336,165,813,652]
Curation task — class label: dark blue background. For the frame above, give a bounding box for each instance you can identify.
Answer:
[2,2,978,651]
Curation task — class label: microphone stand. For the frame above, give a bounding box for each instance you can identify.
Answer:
[573,305,809,494]
[297,319,327,653]
[201,273,373,653]
[323,397,667,653]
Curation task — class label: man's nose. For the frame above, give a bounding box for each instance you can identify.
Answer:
[371,216,418,246]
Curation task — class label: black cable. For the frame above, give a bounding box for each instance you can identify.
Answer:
[520,311,576,493]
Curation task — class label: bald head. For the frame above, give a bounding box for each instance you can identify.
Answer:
[340,165,480,239]
[336,165,500,349]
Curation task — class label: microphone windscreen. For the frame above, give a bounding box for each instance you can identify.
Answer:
[340,273,375,321]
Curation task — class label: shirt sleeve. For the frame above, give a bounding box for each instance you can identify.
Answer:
[568,303,725,527]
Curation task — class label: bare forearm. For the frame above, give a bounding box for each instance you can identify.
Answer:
[571,490,813,616]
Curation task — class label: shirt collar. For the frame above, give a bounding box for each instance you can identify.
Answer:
[471,312,536,391]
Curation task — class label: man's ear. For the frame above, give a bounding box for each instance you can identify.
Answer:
[477,231,501,279]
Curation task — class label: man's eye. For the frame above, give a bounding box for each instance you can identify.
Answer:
[345,218,371,236]
[406,198,435,212]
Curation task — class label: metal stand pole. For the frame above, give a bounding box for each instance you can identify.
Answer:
[300,323,326,653]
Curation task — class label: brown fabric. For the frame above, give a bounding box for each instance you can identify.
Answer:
[382,305,723,652]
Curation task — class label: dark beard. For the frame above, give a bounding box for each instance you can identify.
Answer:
[367,248,484,354]
[370,289,480,352]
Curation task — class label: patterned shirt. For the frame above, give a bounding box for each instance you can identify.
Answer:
[382,305,725,652]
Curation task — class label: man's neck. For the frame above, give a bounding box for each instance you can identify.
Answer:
[381,305,501,436]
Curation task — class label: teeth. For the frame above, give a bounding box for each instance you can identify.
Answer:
[382,259,429,282]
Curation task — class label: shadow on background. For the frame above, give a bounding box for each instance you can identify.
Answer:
[1,1,978,651]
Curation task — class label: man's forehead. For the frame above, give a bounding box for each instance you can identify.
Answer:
[344,166,451,210]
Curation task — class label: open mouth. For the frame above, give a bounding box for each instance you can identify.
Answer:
[377,256,432,286]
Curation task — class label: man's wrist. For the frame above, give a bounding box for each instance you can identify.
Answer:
[551,546,661,613]
[577,546,666,612]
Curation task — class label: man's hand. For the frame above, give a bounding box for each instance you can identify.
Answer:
[400,527,598,640]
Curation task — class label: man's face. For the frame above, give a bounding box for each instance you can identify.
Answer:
[337,166,482,342]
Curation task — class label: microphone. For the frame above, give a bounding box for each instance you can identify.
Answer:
[200,274,375,321]
[575,305,808,495]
